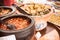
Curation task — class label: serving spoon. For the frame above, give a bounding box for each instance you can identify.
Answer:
[0,19,16,30]
[12,4,31,15]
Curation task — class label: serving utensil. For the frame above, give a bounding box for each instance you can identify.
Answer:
[0,19,16,30]
[12,4,31,15]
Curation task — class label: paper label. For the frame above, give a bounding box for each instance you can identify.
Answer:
[0,35,16,40]
[35,32,41,40]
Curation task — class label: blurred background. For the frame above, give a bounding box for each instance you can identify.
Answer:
[0,0,60,6]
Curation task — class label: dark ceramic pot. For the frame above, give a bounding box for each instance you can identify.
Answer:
[0,14,35,40]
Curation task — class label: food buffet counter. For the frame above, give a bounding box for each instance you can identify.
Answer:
[0,0,60,40]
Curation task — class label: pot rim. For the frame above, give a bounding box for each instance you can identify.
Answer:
[0,6,16,17]
[0,14,35,33]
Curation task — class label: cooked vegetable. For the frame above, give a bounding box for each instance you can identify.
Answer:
[20,3,51,16]
[49,13,60,26]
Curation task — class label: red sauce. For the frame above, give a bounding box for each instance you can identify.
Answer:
[0,17,30,30]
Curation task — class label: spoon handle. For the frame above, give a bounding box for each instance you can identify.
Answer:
[12,4,31,15]
[0,19,16,30]
[0,19,8,25]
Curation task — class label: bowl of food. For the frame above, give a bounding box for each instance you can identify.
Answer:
[0,6,16,17]
[20,3,53,21]
[20,3,53,31]
[0,14,35,40]
[52,1,60,9]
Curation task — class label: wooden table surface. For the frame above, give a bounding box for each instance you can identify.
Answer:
[30,22,60,40]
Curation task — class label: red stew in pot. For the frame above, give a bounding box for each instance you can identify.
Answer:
[0,17,30,30]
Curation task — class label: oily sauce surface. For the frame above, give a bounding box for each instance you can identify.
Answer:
[0,17,30,30]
